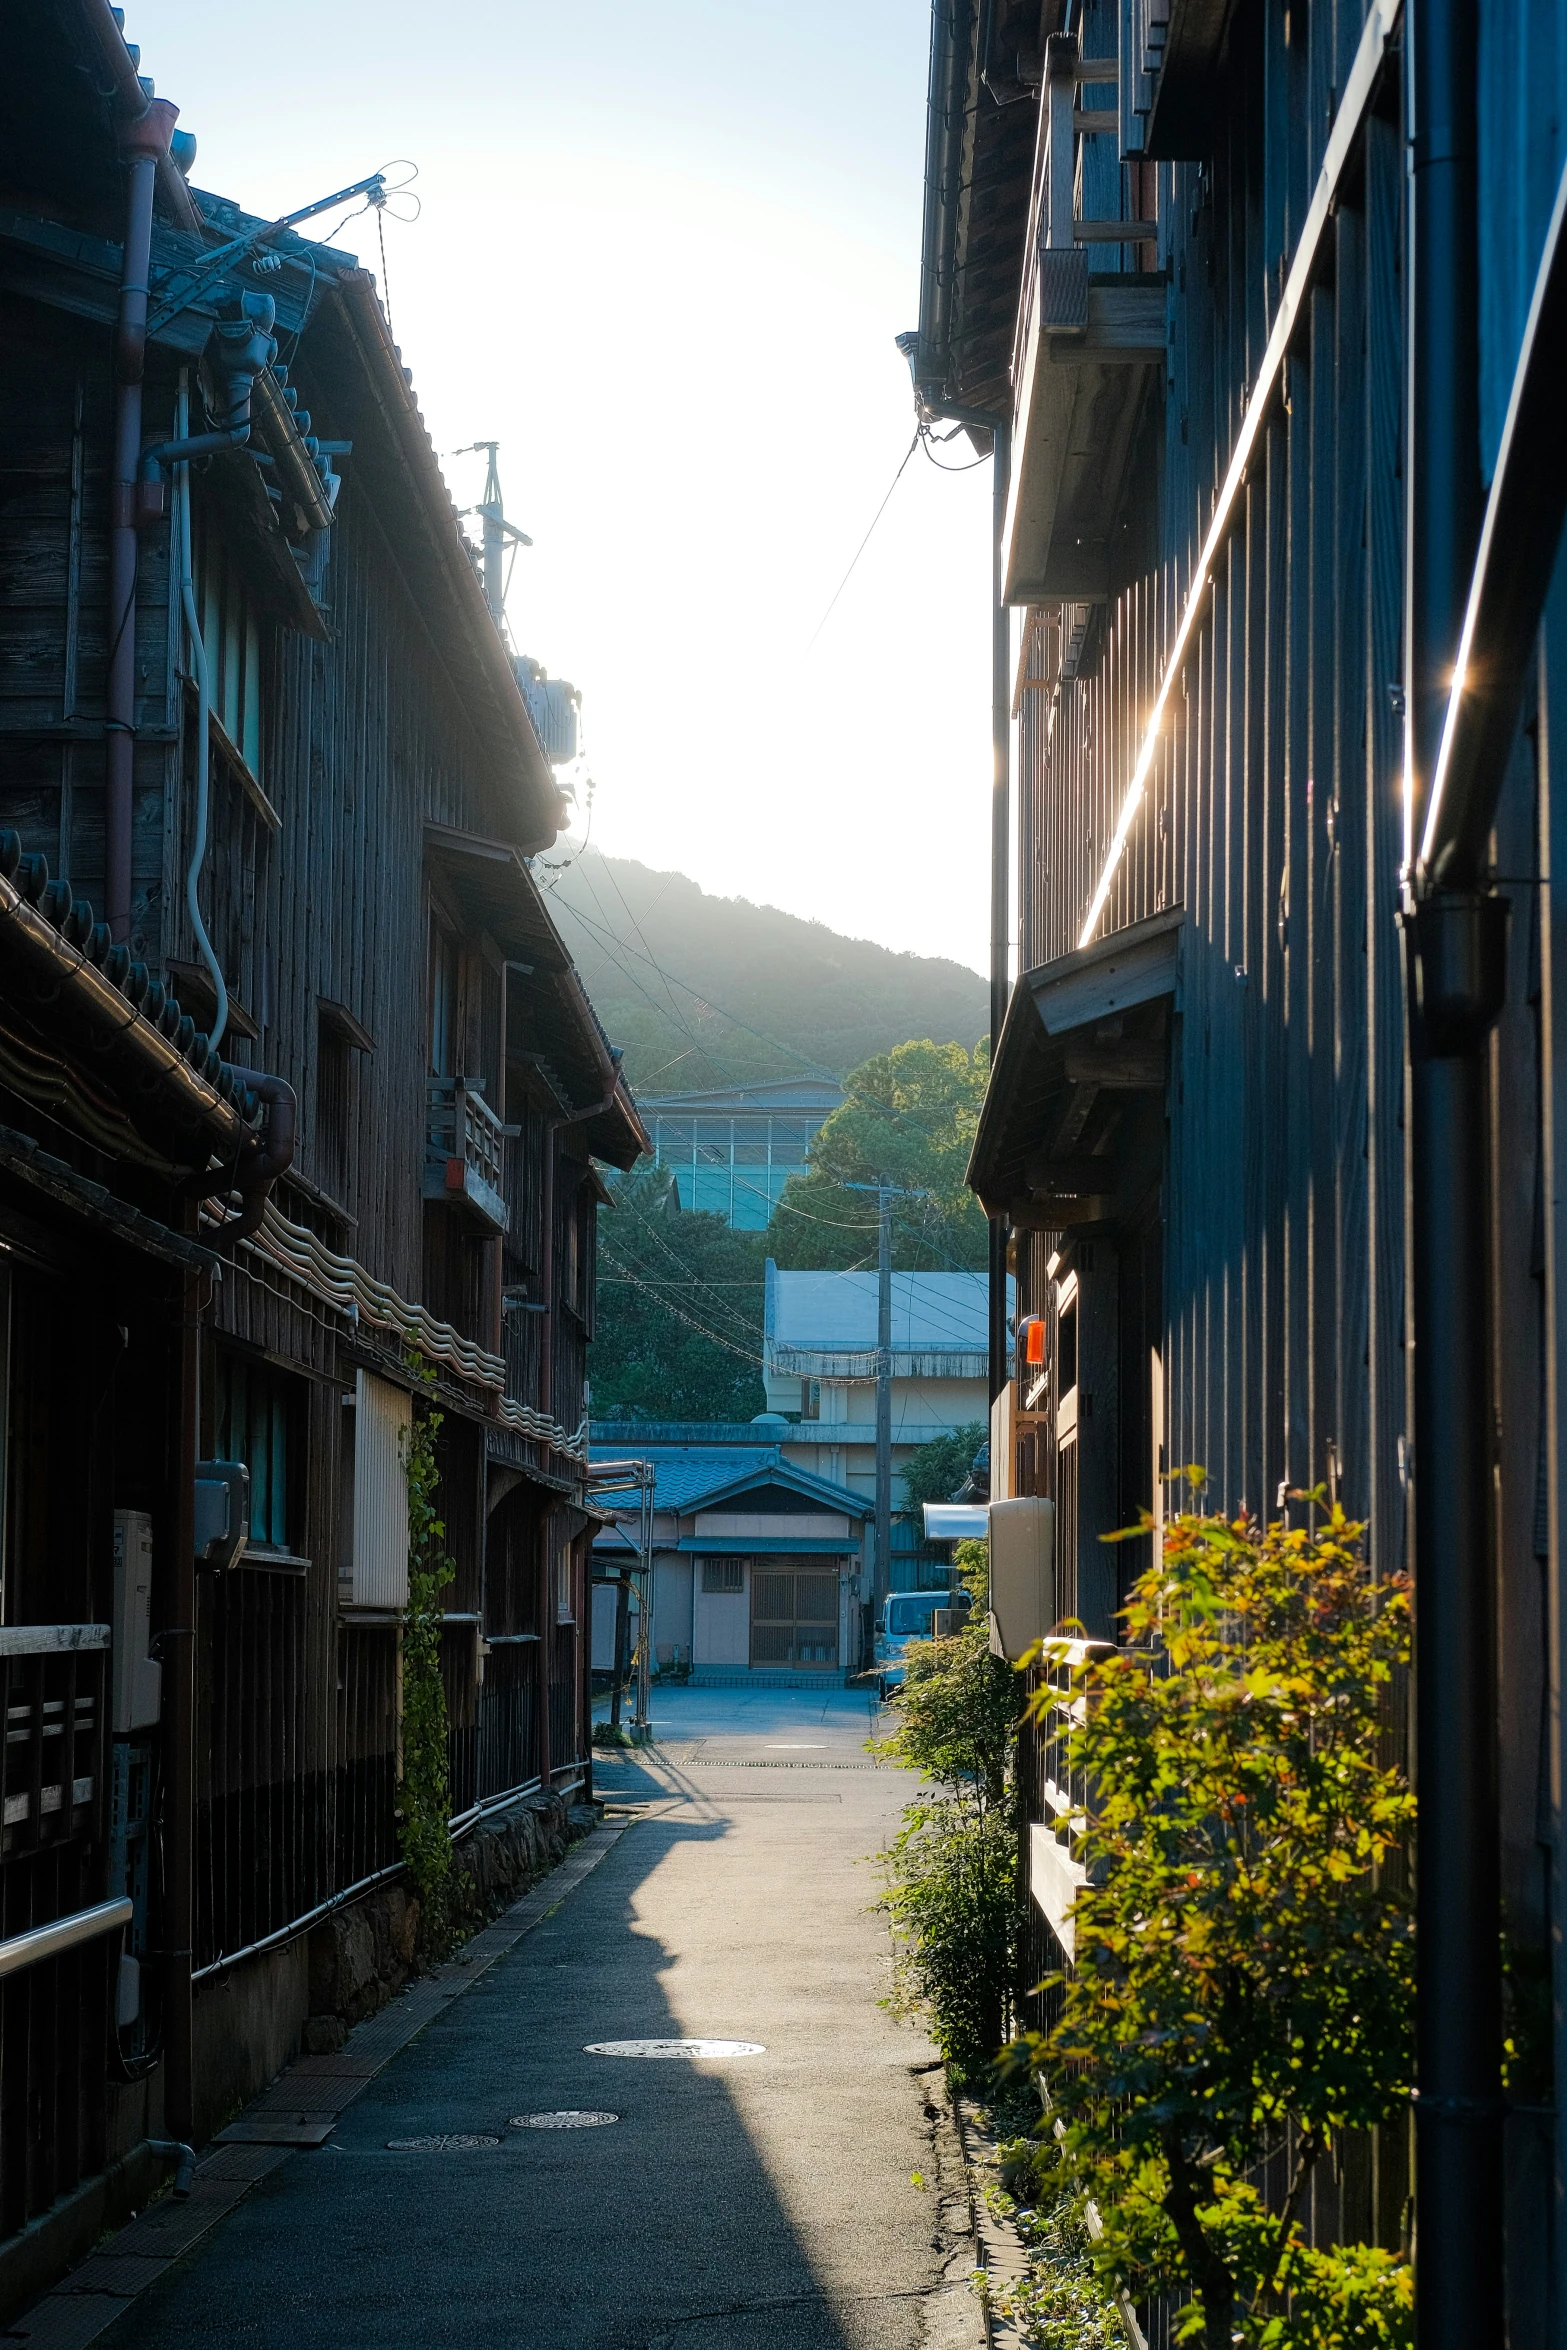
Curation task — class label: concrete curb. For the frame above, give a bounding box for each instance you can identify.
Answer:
[4,1824,630,2350]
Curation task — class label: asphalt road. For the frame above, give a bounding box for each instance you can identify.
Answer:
[98,1685,960,2349]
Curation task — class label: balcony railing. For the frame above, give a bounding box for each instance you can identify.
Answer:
[424,1078,509,1233]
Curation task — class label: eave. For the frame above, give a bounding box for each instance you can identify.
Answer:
[968,908,1182,1227]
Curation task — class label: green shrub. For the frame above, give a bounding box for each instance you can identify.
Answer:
[877,1616,1021,2076]
[396,1358,458,1956]
[1015,1486,1414,2350]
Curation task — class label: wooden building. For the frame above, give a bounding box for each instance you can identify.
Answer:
[0,0,644,2303]
[910,0,1567,2337]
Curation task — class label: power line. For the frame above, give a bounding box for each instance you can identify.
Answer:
[597,1256,766,1369]
[803,429,920,653]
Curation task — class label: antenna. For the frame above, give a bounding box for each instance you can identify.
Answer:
[450,442,532,634]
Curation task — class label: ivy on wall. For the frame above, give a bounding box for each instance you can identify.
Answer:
[396,1355,457,1955]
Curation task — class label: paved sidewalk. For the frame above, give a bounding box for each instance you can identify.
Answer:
[15,1689,978,2350]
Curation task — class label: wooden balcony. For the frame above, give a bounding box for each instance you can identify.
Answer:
[1002,35,1166,605]
[423,1078,509,1234]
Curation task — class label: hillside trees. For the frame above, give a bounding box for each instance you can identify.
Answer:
[592,1165,766,1423]
[767,1038,992,1272]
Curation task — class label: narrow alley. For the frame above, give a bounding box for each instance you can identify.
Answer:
[27,1693,974,2350]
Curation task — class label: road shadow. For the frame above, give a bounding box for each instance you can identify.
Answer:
[95,1810,931,2350]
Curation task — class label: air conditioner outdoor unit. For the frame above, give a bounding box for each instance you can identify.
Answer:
[988,1497,1055,1662]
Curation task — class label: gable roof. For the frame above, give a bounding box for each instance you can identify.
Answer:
[586,1443,868,1522]
[679,1455,872,1519]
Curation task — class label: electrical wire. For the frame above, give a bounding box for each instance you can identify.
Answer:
[597,1256,766,1369]
[803,429,920,652]
[548,878,991,1274]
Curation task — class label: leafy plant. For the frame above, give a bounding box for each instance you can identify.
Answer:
[900,1421,988,1518]
[982,2140,1124,2350]
[769,1038,992,1272]
[594,1163,768,1423]
[397,1356,458,1955]
[877,1613,1021,2074]
[1014,1488,1414,2348]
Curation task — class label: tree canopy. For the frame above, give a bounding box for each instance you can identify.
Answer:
[592,1166,766,1423]
[1019,1492,1415,2349]
[766,1038,992,1273]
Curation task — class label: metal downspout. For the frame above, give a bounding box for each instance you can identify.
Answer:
[1403,0,1503,2335]
[895,370,1013,1403]
[107,99,179,943]
[170,377,227,1051]
[988,416,1012,1407]
[163,1238,201,2145]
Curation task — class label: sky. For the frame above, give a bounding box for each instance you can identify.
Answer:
[129,1,995,976]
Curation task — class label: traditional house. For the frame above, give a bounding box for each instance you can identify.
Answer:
[590,1445,871,1685]
[0,0,643,2304]
[909,0,1567,2335]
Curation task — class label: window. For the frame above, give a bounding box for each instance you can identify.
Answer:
[214,1352,298,1552]
[702,1558,744,1594]
[428,918,460,1077]
[195,507,264,780]
[799,1379,820,1421]
[551,1522,574,1622]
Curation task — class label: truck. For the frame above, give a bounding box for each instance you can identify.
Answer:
[874,1587,973,1699]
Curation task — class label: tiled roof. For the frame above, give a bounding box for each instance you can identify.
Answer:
[588,1445,781,1513]
[0,834,262,1166]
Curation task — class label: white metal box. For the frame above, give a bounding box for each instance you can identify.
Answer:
[988,1496,1055,1662]
[111,1509,162,1732]
[343,1370,412,1610]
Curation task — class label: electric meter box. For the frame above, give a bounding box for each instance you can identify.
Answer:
[988,1496,1056,1662]
[111,1509,162,1733]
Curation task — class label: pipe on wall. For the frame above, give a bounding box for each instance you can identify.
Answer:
[106,98,178,944]
[1403,139,1567,2350]
[162,1244,201,2145]
[988,416,1011,1407]
[1402,0,1504,2338]
[218,1071,296,1243]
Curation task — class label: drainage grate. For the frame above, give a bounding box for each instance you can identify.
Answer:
[584,2038,765,2059]
[511,2110,619,2129]
[385,2134,502,2151]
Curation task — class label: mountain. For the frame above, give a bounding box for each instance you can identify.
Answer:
[538,849,988,1094]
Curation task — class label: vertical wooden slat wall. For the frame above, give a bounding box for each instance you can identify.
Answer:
[1016,0,1407,1550]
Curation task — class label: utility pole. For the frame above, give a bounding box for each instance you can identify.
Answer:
[450,441,532,638]
[875,1178,893,1624]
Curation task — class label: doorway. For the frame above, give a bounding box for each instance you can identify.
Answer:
[749,1566,839,1667]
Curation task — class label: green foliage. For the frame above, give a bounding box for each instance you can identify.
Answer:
[397,1358,458,1955]
[900,1421,987,1516]
[877,1618,1021,2074]
[879,1619,1015,1804]
[983,2143,1123,2350]
[768,1039,992,1272]
[548,849,987,1092]
[593,1163,766,1422]
[1016,1491,1414,2349]
[952,1536,990,1607]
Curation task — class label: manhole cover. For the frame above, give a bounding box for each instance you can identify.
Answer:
[584,2038,765,2059]
[385,2133,502,2151]
[512,2110,619,2129]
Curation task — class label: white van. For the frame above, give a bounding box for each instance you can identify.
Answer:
[874,1587,973,1698]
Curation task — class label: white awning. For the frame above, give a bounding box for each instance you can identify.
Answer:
[922,1503,989,1541]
